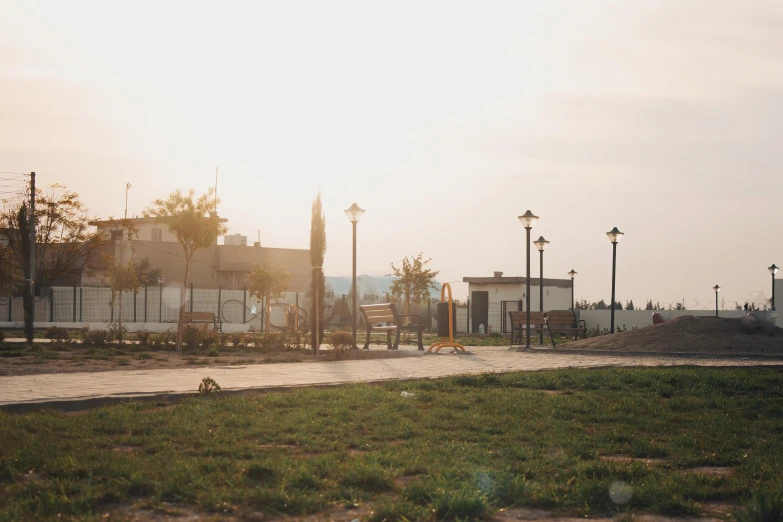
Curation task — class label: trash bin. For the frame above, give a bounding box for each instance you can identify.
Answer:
[436,302,457,337]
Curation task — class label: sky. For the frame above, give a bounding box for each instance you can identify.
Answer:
[1,0,782,308]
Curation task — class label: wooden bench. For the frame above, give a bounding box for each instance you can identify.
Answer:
[182,311,223,332]
[509,310,586,349]
[359,303,424,350]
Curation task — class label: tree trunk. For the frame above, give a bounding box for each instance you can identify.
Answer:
[175,258,190,354]
[265,292,271,334]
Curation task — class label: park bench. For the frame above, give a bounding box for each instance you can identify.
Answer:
[359,303,424,350]
[509,310,587,349]
[182,311,223,332]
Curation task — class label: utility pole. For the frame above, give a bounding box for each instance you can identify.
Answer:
[125,182,131,219]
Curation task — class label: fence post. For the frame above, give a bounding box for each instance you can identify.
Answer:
[8,296,11,322]
[467,299,470,334]
[190,283,194,313]
[79,288,83,322]
[428,300,432,331]
[242,284,247,323]
[50,290,54,322]
[144,287,148,323]
[73,286,77,322]
[217,287,222,322]
[133,290,137,323]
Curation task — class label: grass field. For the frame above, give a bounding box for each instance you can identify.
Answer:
[1,366,782,520]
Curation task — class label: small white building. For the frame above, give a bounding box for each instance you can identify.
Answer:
[463,271,573,333]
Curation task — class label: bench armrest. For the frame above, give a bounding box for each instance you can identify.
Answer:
[398,314,422,325]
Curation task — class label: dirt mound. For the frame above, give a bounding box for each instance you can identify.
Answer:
[569,315,783,355]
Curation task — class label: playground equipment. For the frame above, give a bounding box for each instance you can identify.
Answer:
[428,282,465,353]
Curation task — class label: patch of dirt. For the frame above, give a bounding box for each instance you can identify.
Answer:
[681,466,735,477]
[569,315,783,355]
[0,346,422,377]
[394,475,419,488]
[112,445,140,453]
[494,507,728,522]
[600,454,671,465]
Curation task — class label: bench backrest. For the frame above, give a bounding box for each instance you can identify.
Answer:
[182,311,216,321]
[508,310,576,326]
[360,303,400,325]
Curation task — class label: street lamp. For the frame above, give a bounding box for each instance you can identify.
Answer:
[606,227,624,333]
[157,276,165,323]
[344,203,365,349]
[568,270,577,311]
[533,236,549,345]
[769,264,779,311]
[518,210,539,350]
[713,285,720,317]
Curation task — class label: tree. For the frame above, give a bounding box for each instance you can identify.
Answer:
[247,264,290,334]
[309,191,326,354]
[594,299,608,310]
[626,300,635,310]
[133,257,163,286]
[0,184,108,289]
[645,299,654,310]
[388,253,439,339]
[613,300,623,310]
[675,302,686,311]
[104,258,141,343]
[144,188,226,353]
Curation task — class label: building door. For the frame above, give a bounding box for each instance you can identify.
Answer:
[471,291,489,333]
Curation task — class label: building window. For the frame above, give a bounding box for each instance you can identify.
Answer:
[152,228,162,242]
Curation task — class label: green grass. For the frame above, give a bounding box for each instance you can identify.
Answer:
[1,366,782,520]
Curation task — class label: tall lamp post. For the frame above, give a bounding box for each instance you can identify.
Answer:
[344,203,365,349]
[533,236,549,345]
[606,227,624,333]
[769,264,779,311]
[158,276,165,323]
[518,210,539,350]
[713,285,720,317]
[568,270,577,310]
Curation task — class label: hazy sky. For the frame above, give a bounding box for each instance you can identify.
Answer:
[1,0,782,307]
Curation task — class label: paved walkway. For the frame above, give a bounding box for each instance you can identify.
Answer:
[1,346,781,407]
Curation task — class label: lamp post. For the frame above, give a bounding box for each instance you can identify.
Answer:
[568,270,577,311]
[158,276,165,323]
[518,210,539,350]
[533,236,549,345]
[769,264,779,311]
[713,285,720,317]
[344,203,365,349]
[606,227,624,334]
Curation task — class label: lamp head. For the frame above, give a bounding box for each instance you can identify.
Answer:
[713,285,721,293]
[517,210,538,228]
[568,269,577,280]
[533,236,549,252]
[769,264,779,276]
[606,227,624,243]
[344,203,365,223]
[157,276,165,285]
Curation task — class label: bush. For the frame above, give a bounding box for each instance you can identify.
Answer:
[260,333,285,352]
[198,377,221,395]
[45,326,70,341]
[135,329,151,346]
[328,330,354,361]
[183,325,218,351]
[108,322,128,342]
[206,346,220,357]
[83,329,110,347]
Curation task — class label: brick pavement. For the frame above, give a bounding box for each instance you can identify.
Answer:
[1,345,781,407]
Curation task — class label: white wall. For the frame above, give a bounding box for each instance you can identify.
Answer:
[469,282,572,333]
[577,309,777,332]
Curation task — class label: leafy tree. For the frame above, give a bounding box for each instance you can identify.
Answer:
[388,253,439,338]
[645,299,654,310]
[655,301,663,310]
[104,258,141,343]
[675,302,686,310]
[594,299,608,310]
[247,264,290,334]
[144,188,226,353]
[0,184,108,289]
[626,300,635,310]
[133,257,163,286]
[613,300,623,310]
[309,191,326,354]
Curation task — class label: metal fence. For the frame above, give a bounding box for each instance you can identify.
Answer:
[2,286,478,333]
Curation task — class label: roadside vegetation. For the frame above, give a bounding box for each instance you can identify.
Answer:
[1,366,782,520]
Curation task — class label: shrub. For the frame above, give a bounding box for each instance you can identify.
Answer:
[328,330,354,361]
[83,329,110,347]
[135,330,151,346]
[206,346,220,357]
[198,377,221,395]
[260,333,285,352]
[108,322,128,343]
[45,326,70,341]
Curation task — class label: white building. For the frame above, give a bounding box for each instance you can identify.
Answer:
[463,271,573,333]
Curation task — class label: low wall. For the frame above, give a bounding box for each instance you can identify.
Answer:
[577,309,777,332]
[0,321,262,334]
